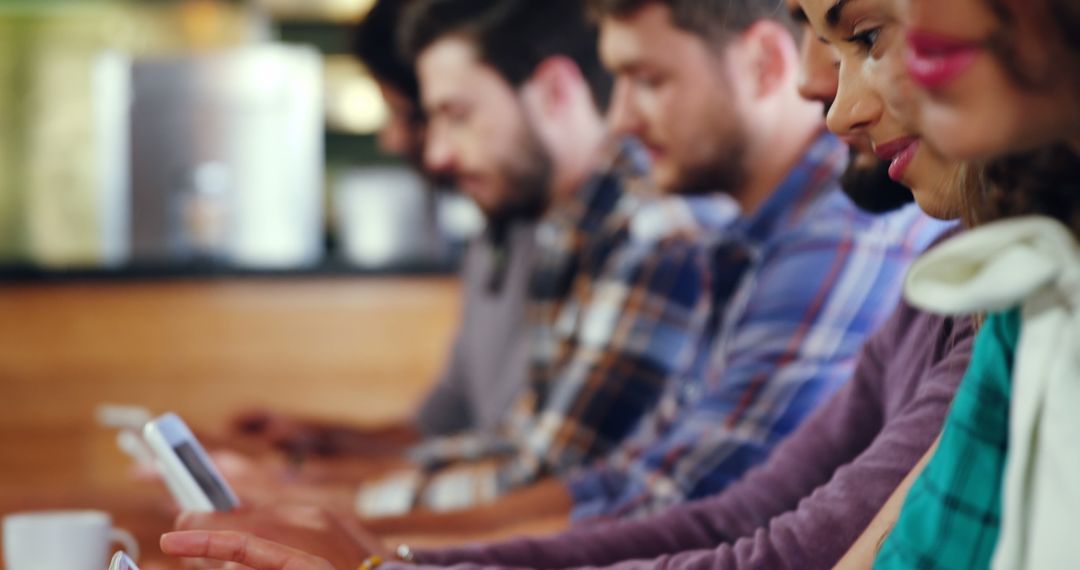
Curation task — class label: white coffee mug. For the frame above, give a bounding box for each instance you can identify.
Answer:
[3,510,139,570]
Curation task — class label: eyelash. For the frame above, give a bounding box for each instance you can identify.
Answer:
[846,27,882,53]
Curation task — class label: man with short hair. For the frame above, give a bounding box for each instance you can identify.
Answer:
[351,0,729,510]
[230,0,540,458]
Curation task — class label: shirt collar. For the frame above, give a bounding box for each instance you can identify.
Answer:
[732,131,847,244]
[540,137,643,236]
[630,194,740,243]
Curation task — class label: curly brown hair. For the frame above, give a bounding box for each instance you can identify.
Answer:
[964,146,1080,236]
[967,0,1080,236]
[981,0,1080,89]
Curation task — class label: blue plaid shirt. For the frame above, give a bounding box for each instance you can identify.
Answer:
[495,145,740,492]
[568,132,954,519]
[404,141,742,509]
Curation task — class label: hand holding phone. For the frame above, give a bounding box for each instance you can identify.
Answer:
[143,413,240,512]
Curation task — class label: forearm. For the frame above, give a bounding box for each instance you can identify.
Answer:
[387,516,571,550]
[834,437,940,570]
[650,387,954,570]
[287,419,421,459]
[332,422,421,452]
[587,360,855,520]
[366,478,573,538]
[401,383,877,569]
[406,492,742,570]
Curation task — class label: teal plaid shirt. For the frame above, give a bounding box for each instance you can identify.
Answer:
[875,308,1020,569]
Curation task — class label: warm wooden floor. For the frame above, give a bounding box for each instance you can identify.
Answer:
[0,277,460,493]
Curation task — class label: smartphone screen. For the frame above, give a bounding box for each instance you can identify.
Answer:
[173,441,236,510]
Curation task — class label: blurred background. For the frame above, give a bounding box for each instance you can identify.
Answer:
[0,0,472,500]
[0,0,483,272]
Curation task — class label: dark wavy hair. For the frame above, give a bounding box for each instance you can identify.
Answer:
[963,147,1080,236]
[353,0,420,105]
[969,0,1080,235]
[982,0,1080,90]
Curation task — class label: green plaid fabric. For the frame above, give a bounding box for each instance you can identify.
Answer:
[875,308,1020,570]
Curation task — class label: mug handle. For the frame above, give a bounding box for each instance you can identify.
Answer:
[109,527,141,562]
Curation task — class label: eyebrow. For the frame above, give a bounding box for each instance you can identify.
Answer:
[825,0,853,27]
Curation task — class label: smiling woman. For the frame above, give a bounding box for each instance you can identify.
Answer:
[904,0,1080,160]
[908,0,1080,236]
[845,0,1080,568]
[800,0,964,220]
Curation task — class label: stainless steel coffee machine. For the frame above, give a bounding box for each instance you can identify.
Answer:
[96,44,325,268]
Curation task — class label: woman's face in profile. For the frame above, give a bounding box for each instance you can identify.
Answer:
[800,0,961,219]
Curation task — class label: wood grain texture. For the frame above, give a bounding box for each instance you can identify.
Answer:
[0,277,460,493]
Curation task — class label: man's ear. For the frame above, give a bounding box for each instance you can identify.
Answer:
[524,56,589,116]
[740,20,798,99]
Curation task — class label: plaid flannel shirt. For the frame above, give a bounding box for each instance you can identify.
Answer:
[875,309,1018,570]
[568,132,954,520]
[497,173,738,492]
[406,141,739,506]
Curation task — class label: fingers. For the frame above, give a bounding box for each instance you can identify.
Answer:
[175,509,255,532]
[161,531,334,570]
[176,505,329,534]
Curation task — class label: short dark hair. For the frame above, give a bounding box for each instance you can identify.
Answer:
[353,0,421,104]
[586,0,795,46]
[400,0,613,110]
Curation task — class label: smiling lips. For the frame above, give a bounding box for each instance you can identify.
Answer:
[882,31,980,182]
[874,137,920,182]
[906,30,982,90]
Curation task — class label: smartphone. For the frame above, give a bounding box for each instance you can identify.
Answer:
[142,412,240,512]
[108,552,140,570]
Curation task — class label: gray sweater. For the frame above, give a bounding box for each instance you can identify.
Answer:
[415,222,536,436]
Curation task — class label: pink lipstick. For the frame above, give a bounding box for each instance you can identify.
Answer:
[906,30,981,89]
[874,137,920,182]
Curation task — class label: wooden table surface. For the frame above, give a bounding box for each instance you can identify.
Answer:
[0,276,460,568]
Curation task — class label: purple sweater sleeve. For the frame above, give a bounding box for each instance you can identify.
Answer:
[392,306,973,570]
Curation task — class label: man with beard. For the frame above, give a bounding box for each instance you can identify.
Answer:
[335,0,733,517]
[230,0,542,463]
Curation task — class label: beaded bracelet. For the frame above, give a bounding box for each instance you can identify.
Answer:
[358,545,416,570]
